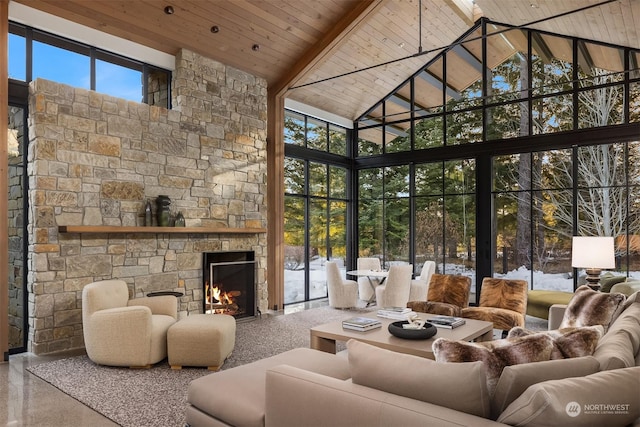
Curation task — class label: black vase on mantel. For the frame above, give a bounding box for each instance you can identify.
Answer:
[156,195,171,227]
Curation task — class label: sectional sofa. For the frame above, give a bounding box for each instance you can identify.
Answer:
[186,287,640,427]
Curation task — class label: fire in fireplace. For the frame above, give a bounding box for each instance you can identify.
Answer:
[203,251,256,319]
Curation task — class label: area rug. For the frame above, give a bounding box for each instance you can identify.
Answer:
[26,304,375,427]
[26,306,547,427]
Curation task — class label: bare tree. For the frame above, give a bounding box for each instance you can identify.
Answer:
[496,67,639,268]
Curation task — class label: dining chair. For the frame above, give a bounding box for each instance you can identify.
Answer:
[326,261,359,309]
[408,260,436,302]
[407,273,471,317]
[356,257,382,301]
[374,264,413,308]
[461,277,528,333]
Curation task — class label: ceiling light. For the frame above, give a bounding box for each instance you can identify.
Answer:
[164,5,174,14]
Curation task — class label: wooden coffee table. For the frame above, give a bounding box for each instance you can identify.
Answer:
[310,313,493,359]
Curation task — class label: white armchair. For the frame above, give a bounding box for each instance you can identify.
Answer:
[82,279,178,368]
[375,264,413,308]
[326,261,358,309]
[356,257,382,301]
[409,260,436,302]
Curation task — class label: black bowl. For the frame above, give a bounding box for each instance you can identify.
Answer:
[388,321,437,340]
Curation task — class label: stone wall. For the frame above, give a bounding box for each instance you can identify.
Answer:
[27,49,268,354]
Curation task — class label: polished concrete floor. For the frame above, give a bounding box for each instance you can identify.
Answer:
[0,349,118,427]
[0,299,329,427]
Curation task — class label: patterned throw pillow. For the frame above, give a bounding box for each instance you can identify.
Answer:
[560,285,626,333]
[507,325,604,359]
[433,334,555,395]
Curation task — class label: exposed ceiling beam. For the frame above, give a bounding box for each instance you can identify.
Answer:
[418,70,461,100]
[271,0,382,97]
[452,43,483,73]
[445,0,476,25]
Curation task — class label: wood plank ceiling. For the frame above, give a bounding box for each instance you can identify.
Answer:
[13,0,640,123]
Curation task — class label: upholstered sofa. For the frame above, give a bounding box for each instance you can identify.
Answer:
[186,289,640,427]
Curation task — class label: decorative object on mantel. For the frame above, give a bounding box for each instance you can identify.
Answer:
[174,211,185,227]
[156,195,171,226]
[144,199,153,226]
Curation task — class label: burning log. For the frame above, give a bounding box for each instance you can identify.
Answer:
[205,283,242,315]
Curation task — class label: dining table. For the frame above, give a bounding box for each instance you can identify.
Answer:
[346,269,389,307]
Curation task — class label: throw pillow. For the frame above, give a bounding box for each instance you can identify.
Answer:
[622,289,640,310]
[560,285,626,333]
[507,326,603,359]
[346,339,491,418]
[491,356,600,420]
[432,334,554,396]
[497,366,640,427]
[599,272,627,293]
[593,302,640,370]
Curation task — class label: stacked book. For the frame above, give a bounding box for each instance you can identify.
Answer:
[428,315,466,329]
[377,307,416,320]
[342,316,382,331]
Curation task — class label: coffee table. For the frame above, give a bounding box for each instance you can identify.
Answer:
[310,313,493,359]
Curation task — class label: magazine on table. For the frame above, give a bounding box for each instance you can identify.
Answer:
[428,315,466,329]
[342,316,382,331]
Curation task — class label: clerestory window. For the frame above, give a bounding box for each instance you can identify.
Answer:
[8,22,171,108]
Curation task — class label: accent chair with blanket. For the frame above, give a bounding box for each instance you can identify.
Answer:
[462,277,528,333]
[407,273,471,316]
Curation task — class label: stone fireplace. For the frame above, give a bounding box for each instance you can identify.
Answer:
[203,251,256,319]
[26,48,268,355]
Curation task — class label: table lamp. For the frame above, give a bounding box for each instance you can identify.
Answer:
[571,236,616,290]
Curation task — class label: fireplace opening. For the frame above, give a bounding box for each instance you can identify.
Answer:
[203,251,256,320]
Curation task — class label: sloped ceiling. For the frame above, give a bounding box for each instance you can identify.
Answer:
[12,0,640,122]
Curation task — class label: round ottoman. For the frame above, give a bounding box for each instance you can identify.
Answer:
[168,313,236,370]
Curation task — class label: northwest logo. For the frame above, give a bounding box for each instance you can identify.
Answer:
[566,402,581,417]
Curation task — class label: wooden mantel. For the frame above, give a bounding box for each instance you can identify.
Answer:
[58,226,267,234]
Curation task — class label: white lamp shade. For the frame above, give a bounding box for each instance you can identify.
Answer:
[571,236,616,269]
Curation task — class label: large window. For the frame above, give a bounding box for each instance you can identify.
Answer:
[284,111,350,305]
[493,143,640,290]
[9,22,170,107]
[358,160,476,296]
[285,18,640,304]
[415,160,476,284]
[353,18,640,297]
